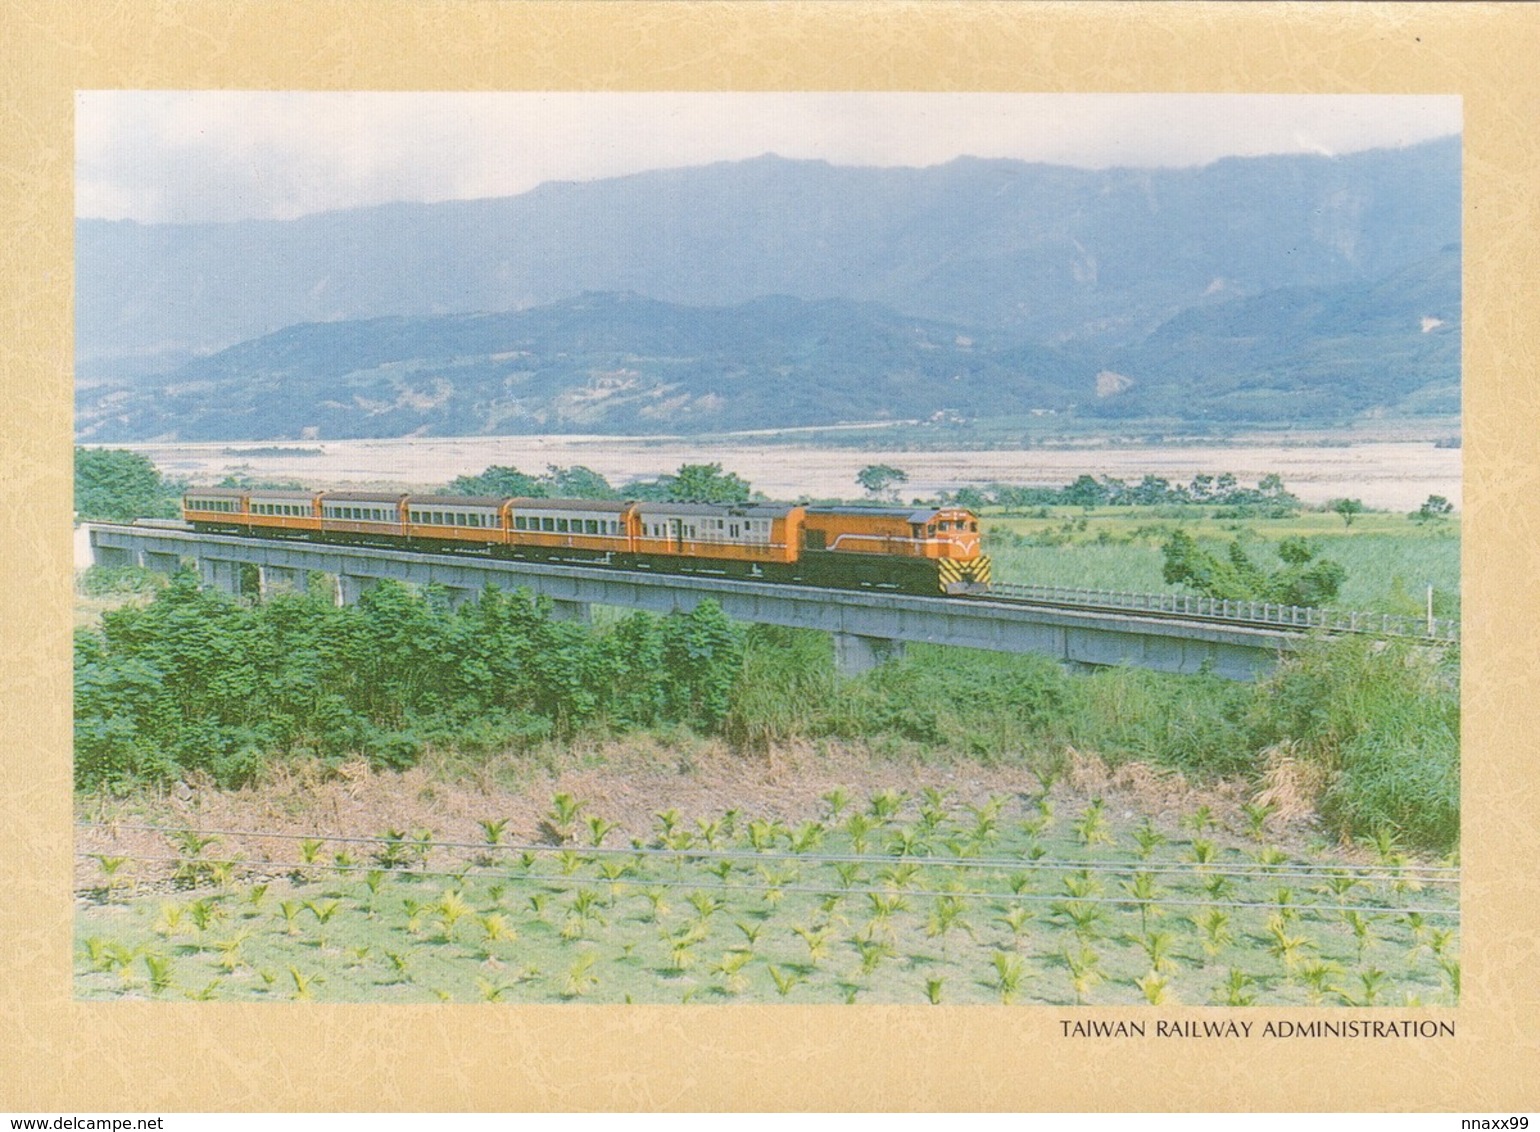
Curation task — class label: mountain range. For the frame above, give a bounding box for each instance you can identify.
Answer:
[74,137,1461,440]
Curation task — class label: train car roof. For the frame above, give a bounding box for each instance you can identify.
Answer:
[184,486,247,497]
[506,497,630,513]
[321,491,409,503]
[631,501,798,517]
[405,494,508,508]
[245,488,320,500]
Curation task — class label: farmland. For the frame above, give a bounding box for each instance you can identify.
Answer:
[76,779,1457,1005]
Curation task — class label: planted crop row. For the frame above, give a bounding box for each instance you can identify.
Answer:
[77,790,1458,1005]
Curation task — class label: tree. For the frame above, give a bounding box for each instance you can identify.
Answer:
[446,466,547,498]
[1062,474,1108,509]
[1411,494,1454,524]
[1162,531,1346,607]
[75,448,183,521]
[1329,498,1365,527]
[545,465,618,500]
[857,464,909,501]
[667,463,751,504]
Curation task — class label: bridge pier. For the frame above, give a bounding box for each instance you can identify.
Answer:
[143,550,182,576]
[259,564,308,596]
[546,599,591,623]
[200,557,242,595]
[94,544,139,570]
[833,632,905,677]
[335,573,375,606]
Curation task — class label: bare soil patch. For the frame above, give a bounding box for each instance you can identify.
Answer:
[76,737,1353,890]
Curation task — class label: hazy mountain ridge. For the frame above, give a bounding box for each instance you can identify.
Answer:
[76,246,1460,441]
[77,138,1460,378]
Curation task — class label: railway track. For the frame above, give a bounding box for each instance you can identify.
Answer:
[978,581,1459,642]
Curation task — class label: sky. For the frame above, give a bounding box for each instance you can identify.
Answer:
[76,92,1462,225]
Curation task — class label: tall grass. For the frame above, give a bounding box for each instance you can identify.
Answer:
[723,629,1459,852]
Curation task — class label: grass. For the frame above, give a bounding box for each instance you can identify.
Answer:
[76,789,1458,1004]
[981,507,1459,616]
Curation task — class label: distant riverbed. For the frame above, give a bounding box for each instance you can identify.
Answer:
[120,434,1460,513]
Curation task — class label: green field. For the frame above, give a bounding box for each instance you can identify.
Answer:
[981,507,1460,616]
[76,789,1457,1005]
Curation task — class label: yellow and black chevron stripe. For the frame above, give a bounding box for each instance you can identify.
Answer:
[937,556,992,592]
[938,558,966,590]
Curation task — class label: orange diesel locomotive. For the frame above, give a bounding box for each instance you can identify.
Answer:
[182,489,991,595]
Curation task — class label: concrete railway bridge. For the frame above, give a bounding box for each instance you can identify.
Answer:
[89,522,1319,681]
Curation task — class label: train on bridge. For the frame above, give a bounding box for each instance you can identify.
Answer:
[184,488,992,596]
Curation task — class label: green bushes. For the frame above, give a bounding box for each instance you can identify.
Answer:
[74,575,1459,852]
[74,574,744,792]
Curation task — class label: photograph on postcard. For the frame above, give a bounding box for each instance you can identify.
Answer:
[72,91,1461,1006]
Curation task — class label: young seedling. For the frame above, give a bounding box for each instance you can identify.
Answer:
[768,965,803,998]
[1217,967,1256,1007]
[1183,805,1217,836]
[1135,970,1170,1005]
[1265,916,1314,972]
[288,966,321,1001]
[586,815,619,848]
[843,814,875,855]
[1340,909,1378,966]
[790,821,826,854]
[709,950,752,995]
[852,936,895,976]
[1063,945,1103,1006]
[793,924,830,966]
[1121,872,1163,936]
[1298,960,1343,1005]
[1241,801,1275,842]
[990,951,1027,1004]
[693,816,725,849]
[212,932,248,973]
[1072,799,1114,847]
[821,788,852,820]
[91,855,129,899]
[561,951,600,998]
[476,976,510,1003]
[928,895,973,959]
[995,906,1032,949]
[1135,930,1179,975]
[868,789,905,823]
[373,829,411,870]
[1191,908,1233,964]
[545,794,585,844]
[1131,820,1167,860]
[187,897,224,935]
[142,952,175,996]
[434,889,473,943]
[153,903,186,938]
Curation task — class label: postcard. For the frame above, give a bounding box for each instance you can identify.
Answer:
[5,0,1537,1114]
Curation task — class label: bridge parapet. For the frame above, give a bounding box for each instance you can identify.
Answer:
[86,524,1304,681]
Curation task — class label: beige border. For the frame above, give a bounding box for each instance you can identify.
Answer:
[3,0,1535,1112]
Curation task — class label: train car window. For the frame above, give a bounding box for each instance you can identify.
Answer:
[539,517,553,532]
